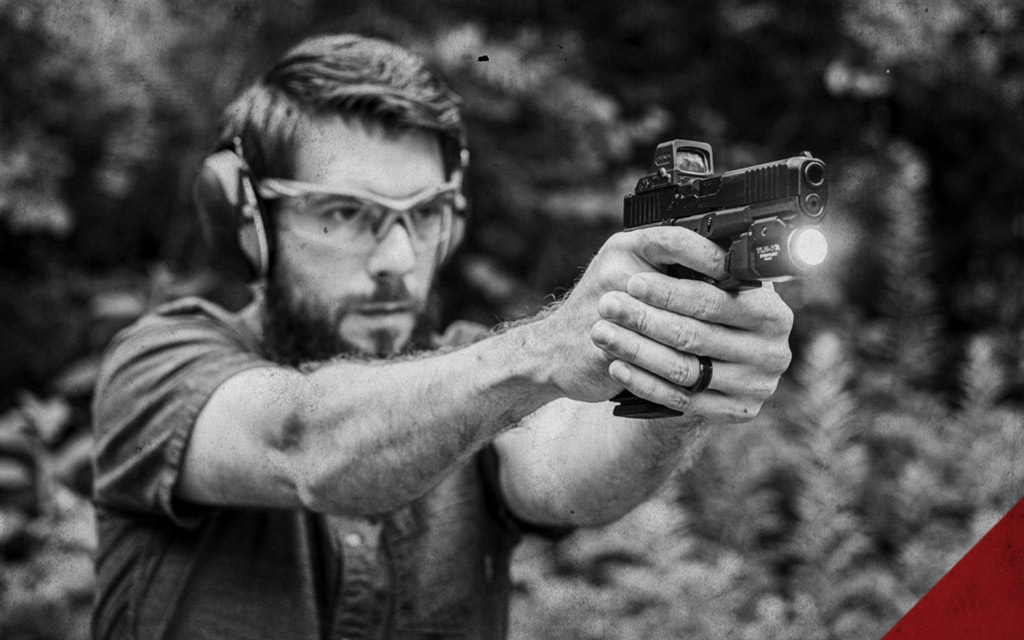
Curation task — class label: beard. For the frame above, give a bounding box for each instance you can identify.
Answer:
[261,271,439,367]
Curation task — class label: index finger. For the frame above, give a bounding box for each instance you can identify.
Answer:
[626,226,729,281]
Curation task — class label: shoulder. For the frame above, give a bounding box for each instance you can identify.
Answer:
[93,296,267,420]
[105,296,259,360]
[91,297,270,523]
[123,295,255,340]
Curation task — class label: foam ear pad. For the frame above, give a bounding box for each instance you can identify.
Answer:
[193,151,269,281]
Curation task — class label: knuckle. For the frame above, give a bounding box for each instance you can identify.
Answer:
[663,282,684,312]
[748,342,792,377]
[632,306,653,336]
[598,267,633,292]
[772,345,794,374]
[665,390,693,413]
[726,399,761,423]
[782,301,798,329]
[705,243,727,275]
[653,230,676,255]
[667,357,695,387]
[598,291,626,319]
[606,231,630,251]
[695,286,724,321]
[621,334,642,363]
[748,376,779,401]
[777,302,795,333]
[634,228,669,259]
[672,319,699,352]
[763,297,795,334]
[633,274,671,309]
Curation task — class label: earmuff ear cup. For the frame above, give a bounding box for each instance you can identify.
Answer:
[193,151,269,281]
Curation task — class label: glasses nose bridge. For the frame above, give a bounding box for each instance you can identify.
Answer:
[372,206,414,242]
[367,207,418,278]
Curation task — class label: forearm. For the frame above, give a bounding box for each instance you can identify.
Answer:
[497,399,711,527]
[276,323,562,515]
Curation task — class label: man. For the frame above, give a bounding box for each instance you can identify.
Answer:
[91,34,793,639]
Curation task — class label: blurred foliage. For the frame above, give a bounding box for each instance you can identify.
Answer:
[508,330,1024,640]
[2,0,1024,637]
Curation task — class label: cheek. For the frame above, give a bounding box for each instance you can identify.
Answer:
[410,253,439,291]
[276,231,365,293]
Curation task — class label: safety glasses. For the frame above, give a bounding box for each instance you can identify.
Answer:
[258,178,463,245]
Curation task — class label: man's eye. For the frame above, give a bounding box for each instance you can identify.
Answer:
[321,205,363,222]
[410,204,445,220]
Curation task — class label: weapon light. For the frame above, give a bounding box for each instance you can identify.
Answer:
[790,227,828,269]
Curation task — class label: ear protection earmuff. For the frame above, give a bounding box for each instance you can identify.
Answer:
[438,147,471,265]
[192,139,469,282]
[193,139,271,282]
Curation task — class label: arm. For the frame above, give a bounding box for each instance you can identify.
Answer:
[178,326,562,515]
[494,399,711,528]
[178,226,789,519]
[494,235,793,527]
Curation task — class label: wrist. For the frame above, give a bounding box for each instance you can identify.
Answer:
[491,316,568,404]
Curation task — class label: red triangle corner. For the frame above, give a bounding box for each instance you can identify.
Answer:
[882,496,1024,640]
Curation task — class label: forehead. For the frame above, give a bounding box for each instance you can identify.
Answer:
[291,116,445,196]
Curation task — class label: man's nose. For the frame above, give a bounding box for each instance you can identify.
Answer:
[366,220,417,279]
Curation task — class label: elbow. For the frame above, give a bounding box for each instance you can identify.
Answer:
[265,372,445,517]
[271,433,349,516]
[503,470,615,530]
[293,471,418,518]
[267,398,415,518]
[570,502,638,528]
[528,479,645,529]
[558,490,633,528]
[269,412,356,515]
[267,407,323,512]
[264,377,343,514]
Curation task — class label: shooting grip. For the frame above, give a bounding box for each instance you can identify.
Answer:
[608,140,827,419]
[610,263,759,419]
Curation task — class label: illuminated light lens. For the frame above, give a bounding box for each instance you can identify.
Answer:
[790,227,829,269]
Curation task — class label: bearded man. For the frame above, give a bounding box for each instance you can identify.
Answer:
[91,33,793,640]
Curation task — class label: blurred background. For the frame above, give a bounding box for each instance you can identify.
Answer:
[1,1,1023,638]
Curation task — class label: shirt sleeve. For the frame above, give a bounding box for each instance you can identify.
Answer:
[91,299,271,529]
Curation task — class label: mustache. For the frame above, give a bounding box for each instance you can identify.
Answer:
[349,279,415,307]
[261,270,441,364]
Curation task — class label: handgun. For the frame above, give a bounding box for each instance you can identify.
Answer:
[612,139,829,419]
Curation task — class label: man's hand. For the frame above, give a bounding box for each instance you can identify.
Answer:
[530,226,793,421]
[594,272,792,422]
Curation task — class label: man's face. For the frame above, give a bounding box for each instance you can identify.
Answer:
[262,117,448,362]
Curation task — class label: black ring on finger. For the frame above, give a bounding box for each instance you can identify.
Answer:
[685,356,713,393]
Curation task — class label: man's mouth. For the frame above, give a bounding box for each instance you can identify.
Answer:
[354,301,415,315]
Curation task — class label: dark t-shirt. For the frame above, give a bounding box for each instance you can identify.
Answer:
[91,297,526,640]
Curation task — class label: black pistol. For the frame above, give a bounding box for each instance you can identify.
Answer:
[612,140,829,419]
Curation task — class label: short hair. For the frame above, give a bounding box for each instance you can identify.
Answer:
[217,33,466,181]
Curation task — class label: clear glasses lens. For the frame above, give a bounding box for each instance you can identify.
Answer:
[285,192,453,244]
